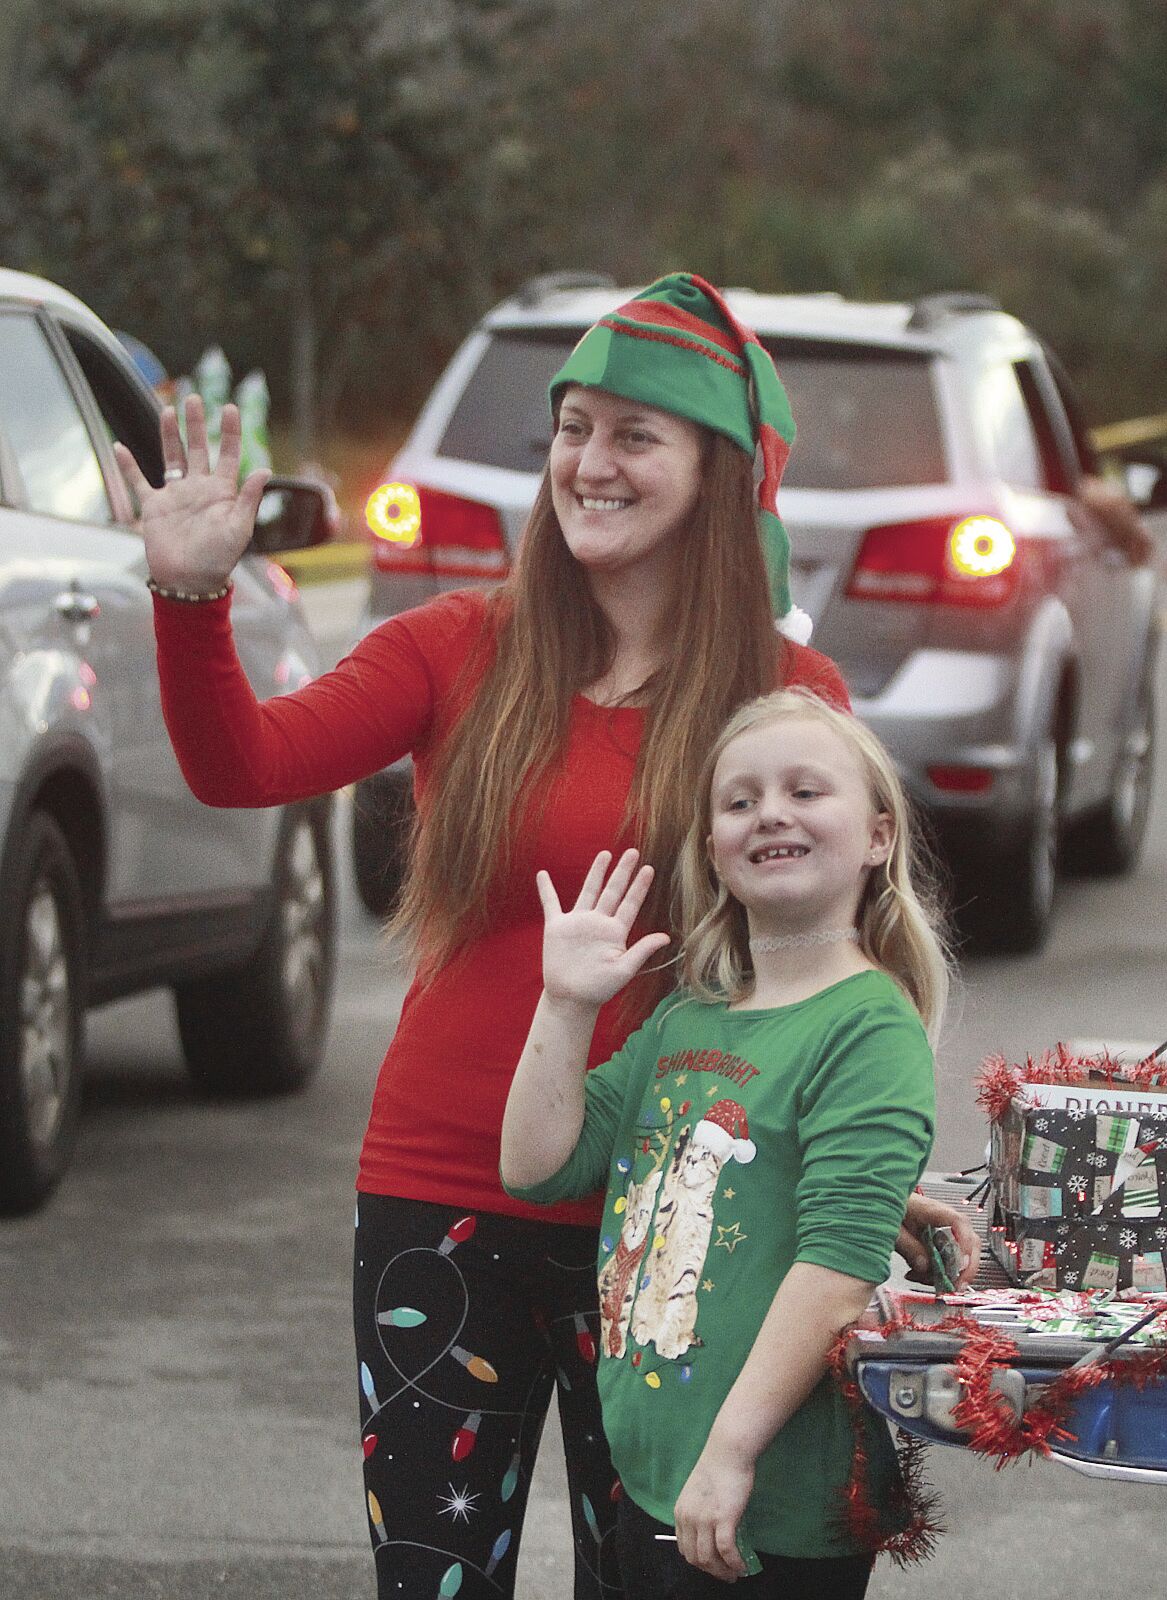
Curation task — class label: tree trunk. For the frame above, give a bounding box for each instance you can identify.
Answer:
[290,248,317,458]
[318,317,357,441]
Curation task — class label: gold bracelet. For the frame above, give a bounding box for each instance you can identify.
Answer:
[146,577,232,604]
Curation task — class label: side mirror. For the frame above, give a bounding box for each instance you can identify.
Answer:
[249,476,339,554]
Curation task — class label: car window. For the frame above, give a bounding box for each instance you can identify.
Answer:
[0,311,113,523]
[760,340,947,489]
[975,362,1046,491]
[1040,348,1100,477]
[1014,360,1075,494]
[438,330,568,474]
[436,328,948,489]
[64,327,165,493]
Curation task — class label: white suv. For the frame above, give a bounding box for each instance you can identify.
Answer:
[352,272,1158,954]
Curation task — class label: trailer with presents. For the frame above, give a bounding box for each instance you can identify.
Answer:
[841,1046,1167,1556]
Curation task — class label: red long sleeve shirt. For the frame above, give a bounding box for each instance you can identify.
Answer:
[154,587,850,1223]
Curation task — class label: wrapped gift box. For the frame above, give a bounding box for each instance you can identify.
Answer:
[980,1050,1167,1290]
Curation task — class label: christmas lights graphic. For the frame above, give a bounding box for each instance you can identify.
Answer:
[359,1212,622,1594]
[438,1562,463,1597]
[451,1410,482,1461]
[438,1215,477,1255]
[360,1362,380,1410]
[377,1305,428,1328]
[500,1450,521,1502]
[450,1345,499,1382]
[367,1489,388,1546]
[573,1314,597,1364]
[484,1528,512,1576]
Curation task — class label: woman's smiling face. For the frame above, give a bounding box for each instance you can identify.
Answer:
[549,385,706,585]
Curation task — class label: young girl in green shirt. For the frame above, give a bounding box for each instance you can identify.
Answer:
[502,686,951,1598]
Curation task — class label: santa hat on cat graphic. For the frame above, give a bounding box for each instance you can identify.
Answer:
[693,1099,756,1165]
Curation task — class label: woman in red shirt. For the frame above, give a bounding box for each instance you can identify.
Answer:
[116,273,972,1600]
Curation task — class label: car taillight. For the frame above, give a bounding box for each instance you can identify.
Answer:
[846,516,1018,607]
[927,765,995,794]
[366,482,509,579]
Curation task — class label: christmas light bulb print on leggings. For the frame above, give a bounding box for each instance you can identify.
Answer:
[354,1194,624,1596]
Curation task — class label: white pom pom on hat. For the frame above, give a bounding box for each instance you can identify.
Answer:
[693,1097,757,1165]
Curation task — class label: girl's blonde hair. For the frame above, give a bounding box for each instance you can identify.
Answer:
[392,431,783,1001]
[677,688,951,1039]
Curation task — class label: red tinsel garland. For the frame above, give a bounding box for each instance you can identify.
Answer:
[831,1306,1167,1557]
[976,1046,1167,1125]
[828,1327,943,1565]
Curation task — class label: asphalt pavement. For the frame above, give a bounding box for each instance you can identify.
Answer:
[5,575,1167,1599]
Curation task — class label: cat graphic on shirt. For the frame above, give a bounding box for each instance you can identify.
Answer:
[598,1167,663,1359]
[631,1099,755,1361]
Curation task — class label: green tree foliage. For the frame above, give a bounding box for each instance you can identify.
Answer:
[2,0,1165,432]
[212,0,536,448]
[0,0,241,371]
[505,0,1167,420]
[768,0,1167,417]
[0,0,538,445]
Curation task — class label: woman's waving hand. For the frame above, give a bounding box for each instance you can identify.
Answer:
[113,394,270,594]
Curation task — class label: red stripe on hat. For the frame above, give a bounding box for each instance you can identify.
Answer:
[687,273,766,358]
[616,298,743,359]
[757,422,791,512]
[598,317,747,377]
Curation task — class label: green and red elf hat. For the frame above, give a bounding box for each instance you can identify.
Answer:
[548,271,812,642]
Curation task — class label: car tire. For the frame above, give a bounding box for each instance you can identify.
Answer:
[957,738,1060,955]
[173,803,336,1095]
[351,772,412,919]
[0,813,86,1214]
[1064,665,1155,877]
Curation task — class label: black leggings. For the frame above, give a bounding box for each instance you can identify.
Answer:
[353,1193,624,1598]
[616,1498,874,1600]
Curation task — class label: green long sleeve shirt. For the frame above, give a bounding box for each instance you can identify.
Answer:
[508,969,935,1557]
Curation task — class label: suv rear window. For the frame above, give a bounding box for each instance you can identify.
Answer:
[437,328,947,489]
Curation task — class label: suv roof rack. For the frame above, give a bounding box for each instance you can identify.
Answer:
[907,291,1002,331]
[512,270,617,307]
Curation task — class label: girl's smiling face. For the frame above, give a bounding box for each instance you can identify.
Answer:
[549,385,705,585]
[707,714,892,936]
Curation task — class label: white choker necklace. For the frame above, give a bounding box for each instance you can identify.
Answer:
[749,928,859,952]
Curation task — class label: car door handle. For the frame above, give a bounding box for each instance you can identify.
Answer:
[54,589,100,623]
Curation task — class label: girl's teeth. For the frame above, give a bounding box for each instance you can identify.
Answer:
[580,497,630,511]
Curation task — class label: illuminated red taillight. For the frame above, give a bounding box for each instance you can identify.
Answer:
[927,765,995,794]
[366,482,509,579]
[846,516,1018,607]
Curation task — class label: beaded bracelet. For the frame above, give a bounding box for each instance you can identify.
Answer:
[146,577,232,604]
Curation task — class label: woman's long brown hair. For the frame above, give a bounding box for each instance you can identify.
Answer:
[392,431,784,996]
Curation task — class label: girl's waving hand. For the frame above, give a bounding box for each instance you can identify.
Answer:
[538,849,671,1008]
[501,850,669,1191]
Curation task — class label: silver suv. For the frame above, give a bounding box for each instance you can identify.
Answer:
[352,272,1158,954]
[0,267,338,1213]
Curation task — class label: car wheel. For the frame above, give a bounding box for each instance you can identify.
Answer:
[174,804,336,1095]
[351,772,412,919]
[1064,668,1155,877]
[0,813,86,1214]
[958,738,1060,955]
